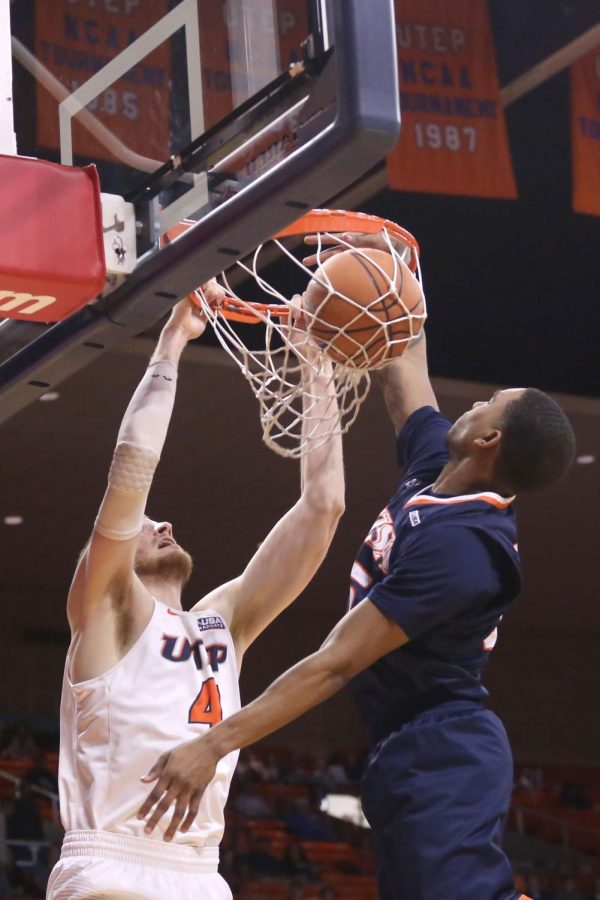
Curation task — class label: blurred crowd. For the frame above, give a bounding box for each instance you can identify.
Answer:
[0,723,61,898]
[218,748,377,897]
[1,722,600,899]
[513,861,600,899]
[511,766,600,900]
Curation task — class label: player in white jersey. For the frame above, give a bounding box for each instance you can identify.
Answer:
[47,287,344,900]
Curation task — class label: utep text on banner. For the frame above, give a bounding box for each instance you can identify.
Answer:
[388,0,516,199]
[571,46,600,216]
[33,1,311,166]
[35,1,170,163]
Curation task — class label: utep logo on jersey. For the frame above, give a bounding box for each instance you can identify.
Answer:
[161,635,228,671]
[366,507,396,575]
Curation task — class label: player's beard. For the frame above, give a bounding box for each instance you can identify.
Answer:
[135,545,193,586]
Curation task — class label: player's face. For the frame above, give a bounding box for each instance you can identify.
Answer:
[134,517,193,584]
[447,388,526,455]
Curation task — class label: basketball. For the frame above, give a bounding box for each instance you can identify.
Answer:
[301,248,426,368]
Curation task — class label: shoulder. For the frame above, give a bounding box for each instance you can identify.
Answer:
[412,513,519,592]
[402,518,494,555]
[190,582,237,630]
[395,520,501,586]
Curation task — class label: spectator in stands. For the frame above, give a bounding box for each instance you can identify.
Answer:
[575,862,595,897]
[555,875,585,900]
[282,797,337,842]
[246,752,269,782]
[241,835,284,879]
[319,889,335,900]
[233,782,275,819]
[345,751,365,783]
[322,754,348,791]
[1,723,38,760]
[262,752,281,783]
[311,753,350,794]
[6,783,46,898]
[282,842,317,882]
[309,755,327,788]
[558,781,592,810]
[283,752,313,785]
[6,782,44,844]
[286,885,305,900]
[219,847,241,895]
[25,750,58,796]
[528,871,555,900]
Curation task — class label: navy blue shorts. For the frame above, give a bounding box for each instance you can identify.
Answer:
[361,702,526,900]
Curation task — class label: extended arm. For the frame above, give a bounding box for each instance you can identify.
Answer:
[138,598,408,839]
[378,332,438,436]
[198,326,344,654]
[67,295,213,630]
[138,525,495,838]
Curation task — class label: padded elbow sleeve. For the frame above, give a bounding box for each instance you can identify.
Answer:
[94,442,160,540]
[94,359,177,541]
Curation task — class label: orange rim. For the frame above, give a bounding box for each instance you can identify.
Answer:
[275,209,420,267]
[169,209,420,325]
[191,290,289,324]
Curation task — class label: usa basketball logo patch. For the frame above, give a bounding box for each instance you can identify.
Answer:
[197,615,226,632]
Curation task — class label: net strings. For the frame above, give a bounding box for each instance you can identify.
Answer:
[196,229,425,459]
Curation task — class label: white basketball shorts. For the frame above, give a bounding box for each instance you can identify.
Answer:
[46,830,232,900]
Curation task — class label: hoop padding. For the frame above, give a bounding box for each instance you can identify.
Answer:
[0,155,106,322]
[194,210,426,459]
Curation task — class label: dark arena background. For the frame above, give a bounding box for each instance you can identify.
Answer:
[0,1,599,897]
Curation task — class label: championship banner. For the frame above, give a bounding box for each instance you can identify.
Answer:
[198,0,310,132]
[387,0,517,199]
[35,1,170,163]
[571,47,600,216]
[35,1,310,166]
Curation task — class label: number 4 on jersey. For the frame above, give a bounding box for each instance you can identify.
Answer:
[189,678,223,727]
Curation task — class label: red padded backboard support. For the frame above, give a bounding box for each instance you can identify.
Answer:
[0,155,106,322]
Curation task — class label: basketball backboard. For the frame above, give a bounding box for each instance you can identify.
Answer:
[0,0,401,422]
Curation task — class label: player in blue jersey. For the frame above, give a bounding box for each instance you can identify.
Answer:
[138,235,575,900]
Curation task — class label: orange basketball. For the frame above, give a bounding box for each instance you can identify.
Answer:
[301,248,425,368]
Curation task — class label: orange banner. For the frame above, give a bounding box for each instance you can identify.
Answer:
[35,1,170,163]
[571,48,600,216]
[387,0,516,199]
[34,1,310,167]
[197,0,310,131]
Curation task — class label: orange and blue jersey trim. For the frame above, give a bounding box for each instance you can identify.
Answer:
[405,487,515,510]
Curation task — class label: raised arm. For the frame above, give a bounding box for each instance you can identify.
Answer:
[378,332,438,437]
[67,295,212,632]
[199,322,344,655]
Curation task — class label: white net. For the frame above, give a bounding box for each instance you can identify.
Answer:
[194,215,426,459]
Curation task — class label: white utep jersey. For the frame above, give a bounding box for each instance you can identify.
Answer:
[58,600,240,848]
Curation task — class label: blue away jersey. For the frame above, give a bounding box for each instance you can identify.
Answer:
[349,406,521,744]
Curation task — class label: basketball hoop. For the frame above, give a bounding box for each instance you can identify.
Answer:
[171,210,426,459]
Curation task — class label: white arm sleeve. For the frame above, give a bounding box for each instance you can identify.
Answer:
[95,359,178,540]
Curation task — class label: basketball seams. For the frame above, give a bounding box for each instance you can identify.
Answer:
[305,247,425,367]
